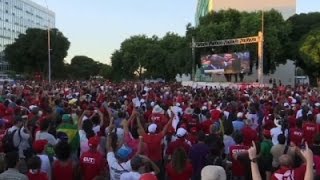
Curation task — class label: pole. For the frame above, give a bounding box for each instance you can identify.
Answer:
[191,36,195,81]
[258,11,264,84]
[44,0,51,84]
[258,31,263,84]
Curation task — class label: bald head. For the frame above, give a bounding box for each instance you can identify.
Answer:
[279,154,293,167]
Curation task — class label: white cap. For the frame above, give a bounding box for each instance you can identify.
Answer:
[284,102,290,107]
[201,106,208,110]
[237,112,243,118]
[176,128,187,137]
[315,102,320,107]
[176,103,181,107]
[201,165,226,180]
[150,102,155,107]
[148,124,157,133]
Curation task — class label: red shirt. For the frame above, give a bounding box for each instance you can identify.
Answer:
[271,165,306,180]
[290,128,304,146]
[201,120,213,134]
[229,144,249,177]
[80,150,106,180]
[166,162,193,180]
[303,122,317,145]
[166,138,191,156]
[143,132,165,161]
[242,126,258,147]
[27,171,48,180]
[149,113,168,129]
[52,160,74,180]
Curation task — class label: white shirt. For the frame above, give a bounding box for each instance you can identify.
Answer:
[107,152,132,180]
[35,131,57,146]
[37,154,51,180]
[270,127,288,145]
[120,171,141,180]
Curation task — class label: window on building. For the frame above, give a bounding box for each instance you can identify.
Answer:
[5,10,8,13]
[5,19,8,22]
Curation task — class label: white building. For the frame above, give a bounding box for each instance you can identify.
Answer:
[0,0,55,71]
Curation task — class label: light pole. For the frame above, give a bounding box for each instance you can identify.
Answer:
[44,0,51,84]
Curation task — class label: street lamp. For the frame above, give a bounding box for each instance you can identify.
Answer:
[43,0,51,84]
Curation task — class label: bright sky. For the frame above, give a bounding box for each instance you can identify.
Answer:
[32,0,319,64]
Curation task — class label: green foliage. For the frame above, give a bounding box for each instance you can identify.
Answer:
[286,12,320,84]
[69,56,111,80]
[4,28,70,78]
[111,33,191,81]
[299,28,320,77]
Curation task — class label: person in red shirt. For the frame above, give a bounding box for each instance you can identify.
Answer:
[229,133,249,179]
[80,136,106,180]
[27,156,48,180]
[52,142,75,180]
[166,128,191,158]
[271,154,306,180]
[166,148,193,180]
[242,119,258,147]
[290,120,304,147]
[303,115,318,145]
[149,105,168,130]
[137,110,173,179]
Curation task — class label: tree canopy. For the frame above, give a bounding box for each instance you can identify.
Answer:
[4,28,70,78]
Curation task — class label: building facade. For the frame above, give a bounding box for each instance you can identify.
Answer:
[195,0,296,26]
[195,0,214,26]
[0,0,55,71]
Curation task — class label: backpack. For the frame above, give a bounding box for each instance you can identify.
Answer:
[2,129,21,153]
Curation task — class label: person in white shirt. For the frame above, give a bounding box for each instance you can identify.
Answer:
[270,118,288,145]
[33,139,52,180]
[35,118,57,146]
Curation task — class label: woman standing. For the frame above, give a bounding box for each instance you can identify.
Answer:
[166,148,193,180]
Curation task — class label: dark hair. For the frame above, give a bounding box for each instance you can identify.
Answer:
[234,133,243,144]
[91,115,100,126]
[40,118,50,131]
[82,120,95,139]
[55,141,71,161]
[296,119,303,129]
[28,156,41,170]
[314,134,320,145]
[197,131,206,142]
[130,156,143,171]
[172,148,187,173]
[5,152,19,168]
[278,134,286,145]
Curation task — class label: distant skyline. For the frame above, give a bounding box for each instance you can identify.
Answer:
[31,0,319,64]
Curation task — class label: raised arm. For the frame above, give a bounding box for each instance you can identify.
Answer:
[161,111,174,135]
[248,141,262,180]
[106,117,115,152]
[136,113,146,136]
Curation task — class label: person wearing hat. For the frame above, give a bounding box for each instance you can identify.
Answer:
[106,121,134,180]
[149,105,168,131]
[137,109,174,180]
[232,112,245,132]
[201,165,226,180]
[56,114,80,157]
[33,139,52,180]
[80,136,106,180]
[166,127,191,159]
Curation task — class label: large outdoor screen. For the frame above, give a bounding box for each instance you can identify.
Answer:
[201,51,250,74]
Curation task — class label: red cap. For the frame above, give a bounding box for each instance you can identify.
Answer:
[88,136,100,148]
[140,173,158,180]
[33,140,48,153]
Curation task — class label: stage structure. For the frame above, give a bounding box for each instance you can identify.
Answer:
[191,31,264,84]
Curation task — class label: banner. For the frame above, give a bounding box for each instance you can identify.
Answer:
[201,51,250,74]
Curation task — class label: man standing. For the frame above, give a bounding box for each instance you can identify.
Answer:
[80,136,106,180]
[0,152,28,180]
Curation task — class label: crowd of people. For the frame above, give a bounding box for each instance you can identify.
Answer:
[0,80,319,180]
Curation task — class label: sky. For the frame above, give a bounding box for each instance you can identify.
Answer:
[32,0,319,65]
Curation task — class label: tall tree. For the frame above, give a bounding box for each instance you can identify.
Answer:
[299,28,320,84]
[69,56,100,80]
[4,28,70,78]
